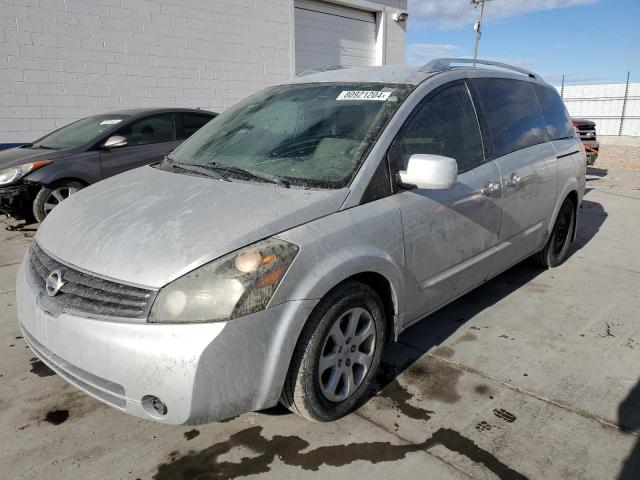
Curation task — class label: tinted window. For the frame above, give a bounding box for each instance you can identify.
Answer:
[388,82,485,174]
[469,78,547,158]
[533,84,574,140]
[115,114,175,147]
[177,113,214,140]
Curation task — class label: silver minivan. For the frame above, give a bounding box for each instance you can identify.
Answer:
[16,59,586,424]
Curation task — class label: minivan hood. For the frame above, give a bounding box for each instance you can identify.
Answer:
[36,166,349,288]
[0,146,70,170]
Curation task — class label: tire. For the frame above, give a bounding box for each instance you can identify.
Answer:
[280,281,386,422]
[33,180,84,223]
[534,196,576,268]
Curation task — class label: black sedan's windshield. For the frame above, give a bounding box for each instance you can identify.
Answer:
[167,83,413,188]
[31,114,129,150]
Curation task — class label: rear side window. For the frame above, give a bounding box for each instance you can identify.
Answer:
[533,85,574,140]
[469,78,547,159]
[177,113,214,140]
[115,114,175,147]
[388,82,485,174]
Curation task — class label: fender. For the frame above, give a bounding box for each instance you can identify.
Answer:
[256,244,405,410]
[23,153,101,186]
[272,197,407,342]
[25,171,93,187]
[271,246,405,334]
[548,176,580,241]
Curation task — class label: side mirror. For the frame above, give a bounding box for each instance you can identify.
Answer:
[399,154,458,190]
[101,135,127,149]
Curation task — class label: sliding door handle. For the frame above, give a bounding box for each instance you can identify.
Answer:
[505,173,521,187]
[481,181,500,196]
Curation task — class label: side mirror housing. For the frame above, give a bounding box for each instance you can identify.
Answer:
[101,135,127,149]
[399,154,458,190]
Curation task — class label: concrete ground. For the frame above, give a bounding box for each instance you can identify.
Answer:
[1,144,639,480]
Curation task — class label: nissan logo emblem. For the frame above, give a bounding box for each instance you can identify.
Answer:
[45,269,66,297]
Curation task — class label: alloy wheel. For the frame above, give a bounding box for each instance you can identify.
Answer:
[43,186,80,215]
[318,307,376,402]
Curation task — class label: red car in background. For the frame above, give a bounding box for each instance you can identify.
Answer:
[572,118,599,165]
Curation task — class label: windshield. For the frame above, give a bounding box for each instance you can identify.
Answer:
[31,114,130,150]
[167,83,413,188]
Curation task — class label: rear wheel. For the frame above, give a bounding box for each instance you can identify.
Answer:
[535,197,576,268]
[280,281,386,422]
[33,180,84,223]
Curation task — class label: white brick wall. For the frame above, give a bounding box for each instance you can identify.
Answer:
[0,0,405,143]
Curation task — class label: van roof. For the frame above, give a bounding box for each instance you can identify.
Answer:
[290,58,545,87]
[290,65,433,86]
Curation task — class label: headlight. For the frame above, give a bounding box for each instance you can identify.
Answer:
[148,238,299,323]
[0,161,52,186]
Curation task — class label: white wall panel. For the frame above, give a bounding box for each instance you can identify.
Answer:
[557,82,640,136]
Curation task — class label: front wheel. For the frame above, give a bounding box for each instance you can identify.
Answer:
[32,180,84,223]
[280,281,386,422]
[535,197,576,268]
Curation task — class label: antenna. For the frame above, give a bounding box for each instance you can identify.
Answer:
[471,0,492,67]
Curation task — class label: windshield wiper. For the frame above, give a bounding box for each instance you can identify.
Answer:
[166,158,230,181]
[32,145,60,150]
[208,162,290,188]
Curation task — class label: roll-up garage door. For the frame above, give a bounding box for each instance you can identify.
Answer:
[295,0,377,75]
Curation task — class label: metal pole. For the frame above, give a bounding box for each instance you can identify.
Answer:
[619,71,630,136]
[472,0,486,67]
[560,74,565,98]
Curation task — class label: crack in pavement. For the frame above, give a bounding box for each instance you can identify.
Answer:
[588,188,640,201]
[571,258,640,277]
[0,261,21,268]
[417,350,640,438]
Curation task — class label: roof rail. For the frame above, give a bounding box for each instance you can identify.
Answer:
[419,58,540,80]
[297,65,348,77]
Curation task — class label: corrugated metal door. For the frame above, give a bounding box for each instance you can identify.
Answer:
[295,0,377,75]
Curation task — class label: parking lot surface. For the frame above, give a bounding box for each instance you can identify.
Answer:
[1,144,639,480]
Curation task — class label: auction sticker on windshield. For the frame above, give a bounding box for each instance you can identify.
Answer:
[337,91,391,101]
[99,119,123,125]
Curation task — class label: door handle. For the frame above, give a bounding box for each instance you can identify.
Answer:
[481,181,500,196]
[505,173,521,187]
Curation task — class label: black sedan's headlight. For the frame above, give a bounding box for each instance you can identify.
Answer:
[0,161,52,186]
[148,238,299,323]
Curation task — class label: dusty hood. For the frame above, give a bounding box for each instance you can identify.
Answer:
[36,166,348,288]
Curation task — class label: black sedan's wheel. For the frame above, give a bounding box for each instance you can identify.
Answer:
[535,197,576,268]
[281,281,386,422]
[33,181,84,223]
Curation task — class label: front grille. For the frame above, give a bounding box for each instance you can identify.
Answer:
[28,243,155,319]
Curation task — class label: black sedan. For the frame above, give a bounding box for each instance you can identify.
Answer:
[0,108,216,222]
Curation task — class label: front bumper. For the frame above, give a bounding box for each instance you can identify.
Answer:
[16,255,317,424]
[0,183,32,219]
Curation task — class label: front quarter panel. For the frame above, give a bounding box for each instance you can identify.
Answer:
[24,151,101,185]
[272,196,406,337]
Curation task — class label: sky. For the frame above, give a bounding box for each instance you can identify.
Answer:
[405,0,640,86]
